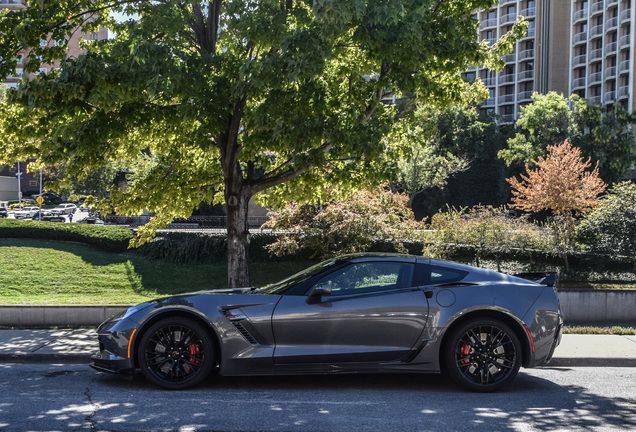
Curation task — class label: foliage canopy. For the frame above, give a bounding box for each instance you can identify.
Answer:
[0,0,524,286]
[507,140,607,216]
[499,92,636,184]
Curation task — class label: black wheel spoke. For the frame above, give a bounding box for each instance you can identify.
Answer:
[140,320,213,388]
[449,321,520,390]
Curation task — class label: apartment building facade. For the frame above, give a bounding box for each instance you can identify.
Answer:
[1,0,108,201]
[466,0,635,122]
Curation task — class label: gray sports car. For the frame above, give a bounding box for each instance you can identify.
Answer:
[90,253,563,392]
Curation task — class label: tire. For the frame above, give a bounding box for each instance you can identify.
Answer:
[138,317,215,390]
[444,318,522,392]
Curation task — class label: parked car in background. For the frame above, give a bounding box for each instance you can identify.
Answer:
[78,217,104,225]
[14,206,40,219]
[32,211,65,222]
[0,207,7,218]
[51,203,77,215]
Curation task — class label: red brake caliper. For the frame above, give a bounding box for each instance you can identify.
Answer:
[189,343,200,364]
[460,343,470,365]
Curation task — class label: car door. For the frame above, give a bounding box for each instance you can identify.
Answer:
[271,260,429,364]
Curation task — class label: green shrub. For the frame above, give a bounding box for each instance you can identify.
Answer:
[0,219,133,252]
[134,232,308,263]
[427,206,544,270]
[579,181,636,260]
[263,188,424,259]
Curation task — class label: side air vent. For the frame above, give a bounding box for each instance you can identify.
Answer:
[221,309,258,344]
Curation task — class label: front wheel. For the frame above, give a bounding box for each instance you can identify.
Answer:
[138,317,215,390]
[444,318,522,392]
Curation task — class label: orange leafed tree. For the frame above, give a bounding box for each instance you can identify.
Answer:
[507,140,607,216]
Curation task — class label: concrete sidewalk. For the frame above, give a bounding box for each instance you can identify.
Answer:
[0,329,635,367]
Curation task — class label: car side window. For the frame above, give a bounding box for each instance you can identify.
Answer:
[414,264,468,286]
[312,262,414,296]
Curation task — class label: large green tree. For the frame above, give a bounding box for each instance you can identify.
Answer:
[499,92,636,184]
[0,0,524,287]
[407,105,514,218]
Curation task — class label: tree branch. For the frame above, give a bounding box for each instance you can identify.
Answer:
[359,62,391,125]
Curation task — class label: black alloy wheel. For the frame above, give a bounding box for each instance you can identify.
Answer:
[138,317,215,390]
[444,318,522,392]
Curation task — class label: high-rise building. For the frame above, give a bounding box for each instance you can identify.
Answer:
[465,0,635,122]
[568,0,634,111]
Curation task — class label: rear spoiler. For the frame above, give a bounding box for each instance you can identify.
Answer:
[513,272,559,288]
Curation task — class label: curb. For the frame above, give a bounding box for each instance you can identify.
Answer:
[0,353,91,363]
[545,357,636,367]
[1,355,635,367]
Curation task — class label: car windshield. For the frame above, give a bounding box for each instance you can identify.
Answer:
[256,258,342,295]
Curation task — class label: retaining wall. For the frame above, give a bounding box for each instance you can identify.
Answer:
[558,289,636,325]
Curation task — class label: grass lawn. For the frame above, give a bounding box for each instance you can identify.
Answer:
[0,238,314,304]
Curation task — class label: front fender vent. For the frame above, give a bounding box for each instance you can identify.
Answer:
[221,309,258,344]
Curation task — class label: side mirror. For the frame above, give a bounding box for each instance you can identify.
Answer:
[307,283,332,303]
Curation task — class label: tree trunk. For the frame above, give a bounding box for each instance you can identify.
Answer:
[225,184,252,288]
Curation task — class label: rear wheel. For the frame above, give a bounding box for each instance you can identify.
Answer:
[444,318,522,392]
[138,317,214,390]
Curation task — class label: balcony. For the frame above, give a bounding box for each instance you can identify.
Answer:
[618,86,629,100]
[500,13,517,25]
[619,60,630,74]
[573,54,588,67]
[519,7,536,18]
[523,26,536,39]
[590,48,603,61]
[499,114,516,124]
[619,34,631,49]
[604,66,617,79]
[572,77,587,90]
[604,91,617,103]
[606,17,619,29]
[589,95,602,104]
[498,94,516,104]
[574,9,589,23]
[482,77,496,86]
[499,0,516,5]
[498,73,516,85]
[518,70,535,81]
[605,41,618,54]
[573,31,588,45]
[590,25,604,39]
[589,71,603,84]
[620,9,631,25]
[606,0,619,6]
[482,18,498,28]
[503,53,516,63]
[482,98,495,107]
[518,48,535,61]
[518,91,533,102]
[590,1,605,16]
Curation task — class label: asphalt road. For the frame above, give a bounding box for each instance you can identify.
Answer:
[0,364,634,432]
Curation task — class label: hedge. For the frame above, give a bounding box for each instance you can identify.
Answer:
[0,219,134,252]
